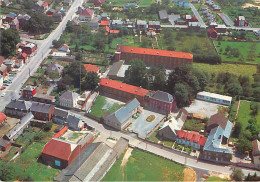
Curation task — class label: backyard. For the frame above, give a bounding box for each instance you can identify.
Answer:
[148,130,174,147]
[102,149,184,181]
[214,41,260,64]
[88,96,123,118]
[182,119,206,132]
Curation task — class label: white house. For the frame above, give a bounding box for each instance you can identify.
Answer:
[59,91,79,108]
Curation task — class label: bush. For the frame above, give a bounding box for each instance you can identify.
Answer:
[44,122,53,131]
[146,115,155,122]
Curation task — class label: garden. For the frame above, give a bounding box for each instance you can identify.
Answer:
[102,149,184,181]
[182,119,207,132]
[147,130,175,147]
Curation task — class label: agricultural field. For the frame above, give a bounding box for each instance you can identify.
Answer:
[102,149,184,181]
[89,96,123,118]
[214,41,260,64]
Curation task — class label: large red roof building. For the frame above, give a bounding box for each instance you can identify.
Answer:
[115,45,193,69]
[176,130,207,150]
[99,78,149,105]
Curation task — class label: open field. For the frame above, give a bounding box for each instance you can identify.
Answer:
[214,41,260,63]
[206,176,229,181]
[89,96,123,118]
[102,149,184,181]
[192,63,258,80]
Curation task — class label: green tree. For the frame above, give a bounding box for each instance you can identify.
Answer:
[174,83,190,108]
[44,122,53,131]
[237,138,252,154]
[0,29,20,57]
[250,102,259,115]
[81,72,100,90]
[0,160,16,181]
[226,83,242,96]
[148,66,166,91]
[93,28,107,51]
[230,167,244,181]
[34,132,44,141]
[48,71,59,80]
[52,40,64,48]
[232,122,242,138]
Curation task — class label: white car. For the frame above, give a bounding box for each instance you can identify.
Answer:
[1,93,6,97]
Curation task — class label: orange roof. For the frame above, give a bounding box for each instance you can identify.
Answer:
[110,30,120,34]
[53,126,68,138]
[0,112,6,122]
[84,64,99,73]
[100,78,149,97]
[105,26,110,32]
[117,45,193,59]
[100,20,109,26]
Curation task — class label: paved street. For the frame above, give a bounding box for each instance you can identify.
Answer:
[71,110,260,176]
[190,3,207,28]
[0,0,85,112]
[218,13,234,27]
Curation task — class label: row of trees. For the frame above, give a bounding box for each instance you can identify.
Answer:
[0,29,20,57]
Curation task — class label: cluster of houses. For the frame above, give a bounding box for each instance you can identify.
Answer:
[174,0,189,7]
[201,7,216,24]
[207,22,227,38]
[205,0,221,11]
[0,13,31,30]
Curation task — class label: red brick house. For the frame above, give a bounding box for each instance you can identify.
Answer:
[31,102,54,121]
[148,21,160,33]
[21,43,37,55]
[22,85,37,100]
[99,78,149,105]
[41,134,94,169]
[0,112,7,125]
[0,138,12,151]
[115,45,193,69]
[18,52,28,64]
[207,28,217,39]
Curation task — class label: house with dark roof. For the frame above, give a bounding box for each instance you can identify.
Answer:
[136,20,148,30]
[33,1,52,12]
[5,100,32,118]
[10,17,19,30]
[104,98,141,130]
[41,134,94,169]
[147,91,176,114]
[0,137,11,151]
[159,10,168,22]
[148,21,160,33]
[252,139,260,169]
[200,113,233,164]
[58,44,70,53]
[111,19,123,30]
[79,8,94,21]
[46,62,64,76]
[5,13,17,23]
[67,115,84,131]
[176,130,207,150]
[31,102,54,121]
[52,108,69,125]
[59,91,79,108]
[107,60,125,80]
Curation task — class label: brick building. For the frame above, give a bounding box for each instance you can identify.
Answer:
[31,102,54,121]
[22,85,37,99]
[99,78,149,105]
[114,45,193,69]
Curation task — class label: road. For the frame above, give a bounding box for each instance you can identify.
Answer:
[190,3,207,28]
[70,110,260,176]
[0,0,84,112]
[218,13,234,27]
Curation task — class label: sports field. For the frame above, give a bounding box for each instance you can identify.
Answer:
[102,149,184,181]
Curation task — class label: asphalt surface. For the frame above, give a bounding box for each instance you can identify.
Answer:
[218,13,234,27]
[0,0,84,112]
[190,3,207,28]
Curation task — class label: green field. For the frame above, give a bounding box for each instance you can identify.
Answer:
[206,176,229,181]
[214,41,260,64]
[193,63,257,80]
[107,0,156,7]
[236,100,260,130]
[102,149,184,181]
[89,96,123,118]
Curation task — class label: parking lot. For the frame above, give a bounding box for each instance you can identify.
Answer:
[1,73,17,97]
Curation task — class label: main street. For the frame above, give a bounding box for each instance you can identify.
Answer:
[71,110,260,176]
[0,0,84,112]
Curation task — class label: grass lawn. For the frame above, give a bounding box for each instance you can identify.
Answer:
[68,133,84,140]
[192,63,257,80]
[148,130,174,147]
[206,176,229,181]
[89,96,123,118]
[107,0,156,7]
[214,41,260,64]
[102,149,184,181]
[182,119,206,132]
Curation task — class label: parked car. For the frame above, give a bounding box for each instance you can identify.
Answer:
[0,87,6,90]
[1,93,6,97]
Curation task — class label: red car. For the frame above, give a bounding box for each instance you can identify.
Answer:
[0,86,6,90]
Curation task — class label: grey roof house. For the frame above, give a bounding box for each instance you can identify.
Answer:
[67,115,84,131]
[46,62,64,76]
[5,100,32,118]
[52,107,69,125]
[159,10,168,21]
[107,60,125,80]
[59,91,79,108]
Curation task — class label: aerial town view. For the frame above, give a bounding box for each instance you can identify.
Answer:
[0,0,260,181]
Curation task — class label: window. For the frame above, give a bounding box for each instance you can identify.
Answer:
[55,160,61,167]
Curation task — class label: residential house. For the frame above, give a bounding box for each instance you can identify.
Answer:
[111,19,123,29]
[200,113,233,164]
[46,62,64,76]
[176,130,207,150]
[15,59,23,68]
[107,60,125,80]
[148,21,160,33]
[79,8,94,21]
[212,4,220,11]
[0,75,3,88]
[67,115,84,131]
[99,20,110,28]
[215,24,227,34]
[1,0,11,6]
[178,0,189,7]
[33,93,55,104]
[136,20,148,30]
[59,91,79,108]
[4,112,34,141]
[188,22,201,31]
[0,112,6,125]
[252,139,260,169]
[17,14,31,28]
[3,59,15,72]
[104,98,141,130]
[58,44,70,53]
[18,52,28,64]
[197,91,232,106]
[101,13,108,20]
[0,138,11,151]
[5,13,16,23]
[159,10,168,22]
[46,9,56,16]
[235,16,249,27]
[41,134,94,169]
[10,17,19,29]
[33,1,52,12]
[5,100,32,118]
[99,78,149,105]
[63,0,72,6]
[124,3,139,10]
[122,20,134,29]
[31,102,55,121]
[185,15,192,22]
[209,22,218,29]
[22,85,37,99]
[52,107,69,125]
[21,43,37,55]
[147,91,176,114]
[207,28,217,38]
[0,64,8,78]
[84,64,99,73]
[94,0,105,6]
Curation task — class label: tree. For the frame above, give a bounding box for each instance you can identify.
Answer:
[44,122,53,131]
[65,20,74,33]
[232,122,242,138]
[93,28,107,51]
[230,167,244,181]
[174,83,190,108]
[34,132,44,141]
[225,45,231,52]
[0,29,20,57]
[237,138,252,154]
[250,102,259,115]
[52,40,64,48]
[226,83,242,96]
[81,72,100,90]
[148,66,166,91]
[0,161,16,181]
[48,71,59,80]
[125,59,149,89]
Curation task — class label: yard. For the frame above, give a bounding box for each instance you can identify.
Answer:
[214,41,260,64]
[182,119,206,132]
[102,149,184,181]
[148,130,174,147]
[88,96,123,118]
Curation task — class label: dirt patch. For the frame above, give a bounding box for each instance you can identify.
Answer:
[121,147,133,167]
[208,171,231,180]
[183,167,196,182]
[243,3,260,9]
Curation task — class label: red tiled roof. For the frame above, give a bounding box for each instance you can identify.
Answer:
[117,45,193,59]
[110,29,120,34]
[105,26,110,32]
[22,52,27,58]
[0,112,6,122]
[177,130,207,146]
[53,126,68,139]
[100,20,109,26]
[84,64,99,73]
[207,28,217,34]
[100,78,149,97]
[80,8,94,17]
[42,1,51,7]
[42,139,77,161]
[198,137,207,146]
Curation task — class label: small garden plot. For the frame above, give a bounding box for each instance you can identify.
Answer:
[89,96,123,118]
[148,130,174,147]
[182,119,206,132]
[102,149,184,181]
